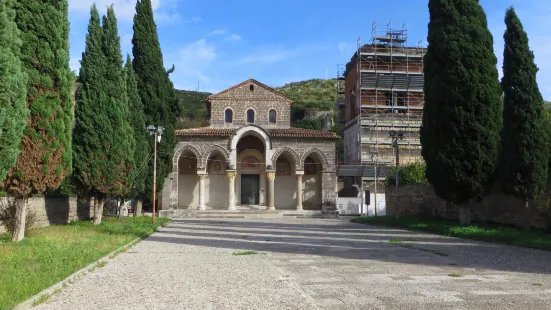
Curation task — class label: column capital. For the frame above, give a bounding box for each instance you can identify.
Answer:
[198,173,207,180]
[267,171,276,181]
[295,171,305,176]
[226,170,237,181]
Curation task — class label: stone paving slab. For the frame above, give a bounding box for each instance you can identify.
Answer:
[34,218,551,310]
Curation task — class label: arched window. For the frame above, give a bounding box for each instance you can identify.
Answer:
[247,109,255,123]
[225,109,233,123]
[269,109,277,124]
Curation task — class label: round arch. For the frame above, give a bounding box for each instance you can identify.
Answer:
[229,125,272,151]
[173,143,201,172]
[271,147,300,170]
[299,148,329,171]
[201,145,230,168]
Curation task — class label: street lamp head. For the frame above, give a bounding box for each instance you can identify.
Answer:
[147,125,156,135]
[158,127,164,135]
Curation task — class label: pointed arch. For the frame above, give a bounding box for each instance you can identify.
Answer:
[173,143,202,172]
[300,148,329,171]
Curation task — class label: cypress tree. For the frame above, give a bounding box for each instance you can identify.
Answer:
[420,0,502,225]
[0,0,28,182]
[73,5,134,224]
[132,0,180,208]
[499,7,548,229]
[125,54,149,216]
[4,0,73,241]
[73,4,105,223]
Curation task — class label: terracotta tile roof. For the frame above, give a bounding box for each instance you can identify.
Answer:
[268,128,340,139]
[175,127,340,140]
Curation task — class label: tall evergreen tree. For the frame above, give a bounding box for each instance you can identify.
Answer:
[4,0,73,241]
[73,4,105,224]
[132,0,179,208]
[499,7,548,228]
[0,0,28,182]
[73,5,134,224]
[125,55,149,216]
[420,0,502,225]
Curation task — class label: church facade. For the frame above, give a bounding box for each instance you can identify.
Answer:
[160,79,339,212]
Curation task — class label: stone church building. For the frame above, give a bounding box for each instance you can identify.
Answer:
[160,79,339,212]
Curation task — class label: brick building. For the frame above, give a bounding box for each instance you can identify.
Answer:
[160,79,339,211]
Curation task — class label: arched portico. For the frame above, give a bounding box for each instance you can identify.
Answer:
[229,125,273,168]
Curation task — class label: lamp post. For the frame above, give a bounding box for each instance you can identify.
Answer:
[147,125,164,224]
[390,130,404,220]
[369,149,379,217]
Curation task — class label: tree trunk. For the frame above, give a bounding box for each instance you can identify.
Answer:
[458,205,471,226]
[523,198,530,231]
[12,197,28,242]
[89,195,96,221]
[134,199,143,217]
[118,198,125,221]
[93,195,105,225]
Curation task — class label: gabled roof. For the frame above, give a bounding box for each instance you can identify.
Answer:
[207,78,293,103]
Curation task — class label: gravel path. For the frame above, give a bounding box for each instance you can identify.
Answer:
[34,218,551,310]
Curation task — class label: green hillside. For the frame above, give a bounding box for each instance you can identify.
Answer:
[174,78,343,131]
[275,78,340,111]
[175,89,211,129]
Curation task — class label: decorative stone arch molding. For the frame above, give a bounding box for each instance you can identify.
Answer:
[300,148,330,171]
[201,144,230,168]
[271,147,300,170]
[173,143,202,172]
[229,125,273,168]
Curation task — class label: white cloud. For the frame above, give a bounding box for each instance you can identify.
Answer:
[185,16,202,24]
[169,39,217,86]
[226,34,242,41]
[68,0,174,22]
[211,29,227,35]
[338,42,350,55]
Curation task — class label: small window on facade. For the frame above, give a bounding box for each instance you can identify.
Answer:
[269,109,277,124]
[249,84,254,91]
[225,109,233,123]
[247,109,255,123]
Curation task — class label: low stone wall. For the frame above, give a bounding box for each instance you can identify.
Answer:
[0,196,92,233]
[386,184,548,229]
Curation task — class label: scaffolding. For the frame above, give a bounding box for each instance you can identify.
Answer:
[347,22,426,167]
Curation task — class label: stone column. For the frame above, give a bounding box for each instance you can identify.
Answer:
[226,170,237,211]
[267,171,276,211]
[296,171,304,211]
[198,173,206,210]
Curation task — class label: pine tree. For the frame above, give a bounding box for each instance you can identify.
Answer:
[125,55,149,216]
[0,0,28,182]
[4,0,73,241]
[499,7,548,229]
[132,0,180,208]
[73,5,134,224]
[420,0,502,225]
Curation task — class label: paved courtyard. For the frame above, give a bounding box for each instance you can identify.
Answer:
[35,217,551,310]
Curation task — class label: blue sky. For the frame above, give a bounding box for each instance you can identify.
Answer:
[68,0,551,99]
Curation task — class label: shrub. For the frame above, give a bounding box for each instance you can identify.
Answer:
[0,198,36,234]
[385,162,428,187]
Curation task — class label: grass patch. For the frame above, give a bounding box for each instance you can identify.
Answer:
[533,282,544,286]
[0,216,169,309]
[448,274,462,277]
[232,251,258,256]
[388,239,413,248]
[352,216,551,251]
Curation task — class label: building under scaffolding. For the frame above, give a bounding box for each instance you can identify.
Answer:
[338,22,426,184]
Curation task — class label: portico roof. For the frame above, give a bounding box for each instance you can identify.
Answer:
[175,127,340,140]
